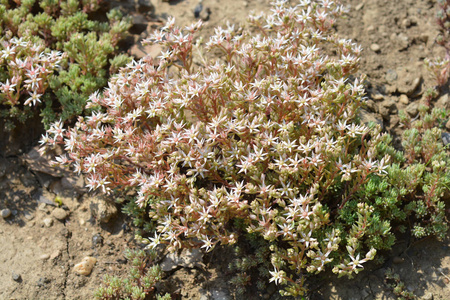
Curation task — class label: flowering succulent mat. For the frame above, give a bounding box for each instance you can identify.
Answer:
[1,0,450,299]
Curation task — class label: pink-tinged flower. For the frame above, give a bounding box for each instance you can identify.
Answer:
[0,79,16,93]
[24,91,42,106]
[299,205,313,220]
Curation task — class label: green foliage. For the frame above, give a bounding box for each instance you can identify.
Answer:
[228,228,273,297]
[118,191,157,237]
[0,0,132,130]
[94,249,171,300]
[369,107,450,241]
[384,268,416,300]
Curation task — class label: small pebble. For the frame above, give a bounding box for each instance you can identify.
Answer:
[50,250,61,260]
[73,257,97,276]
[12,272,21,282]
[92,234,103,248]
[402,18,411,28]
[43,218,53,228]
[399,94,409,105]
[445,119,450,131]
[194,1,203,18]
[40,254,50,260]
[1,208,11,218]
[366,25,375,33]
[37,277,50,287]
[385,69,398,83]
[370,43,381,52]
[372,93,385,101]
[355,3,364,10]
[442,132,450,146]
[423,292,433,300]
[24,211,34,220]
[52,208,68,221]
[405,101,420,116]
[38,203,47,211]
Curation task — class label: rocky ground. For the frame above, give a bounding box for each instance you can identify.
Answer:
[1,0,450,299]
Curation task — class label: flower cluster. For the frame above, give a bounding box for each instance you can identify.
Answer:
[0,0,131,130]
[0,36,65,107]
[40,0,420,296]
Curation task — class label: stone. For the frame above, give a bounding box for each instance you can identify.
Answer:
[399,94,409,105]
[405,102,420,116]
[73,257,97,276]
[365,99,377,112]
[50,250,61,260]
[359,109,383,128]
[61,175,86,194]
[435,94,449,110]
[194,1,203,18]
[355,3,364,11]
[366,25,376,33]
[422,292,434,300]
[92,233,103,247]
[408,16,418,26]
[38,203,47,212]
[161,248,204,271]
[130,14,148,35]
[12,272,21,282]
[34,189,57,206]
[21,146,66,177]
[136,0,154,14]
[442,132,450,146]
[24,211,34,220]
[37,277,51,287]
[43,218,53,228]
[385,69,398,83]
[397,76,422,96]
[130,42,162,60]
[210,288,231,300]
[372,93,385,101]
[397,33,410,50]
[199,7,211,21]
[418,33,429,43]
[402,18,412,28]
[446,119,450,131]
[33,171,54,188]
[89,196,118,223]
[40,254,50,260]
[378,99,397,118]
[20,171,38,187]
[52,207,68,221]
[370,43,381,52]
[1,208,11,218]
